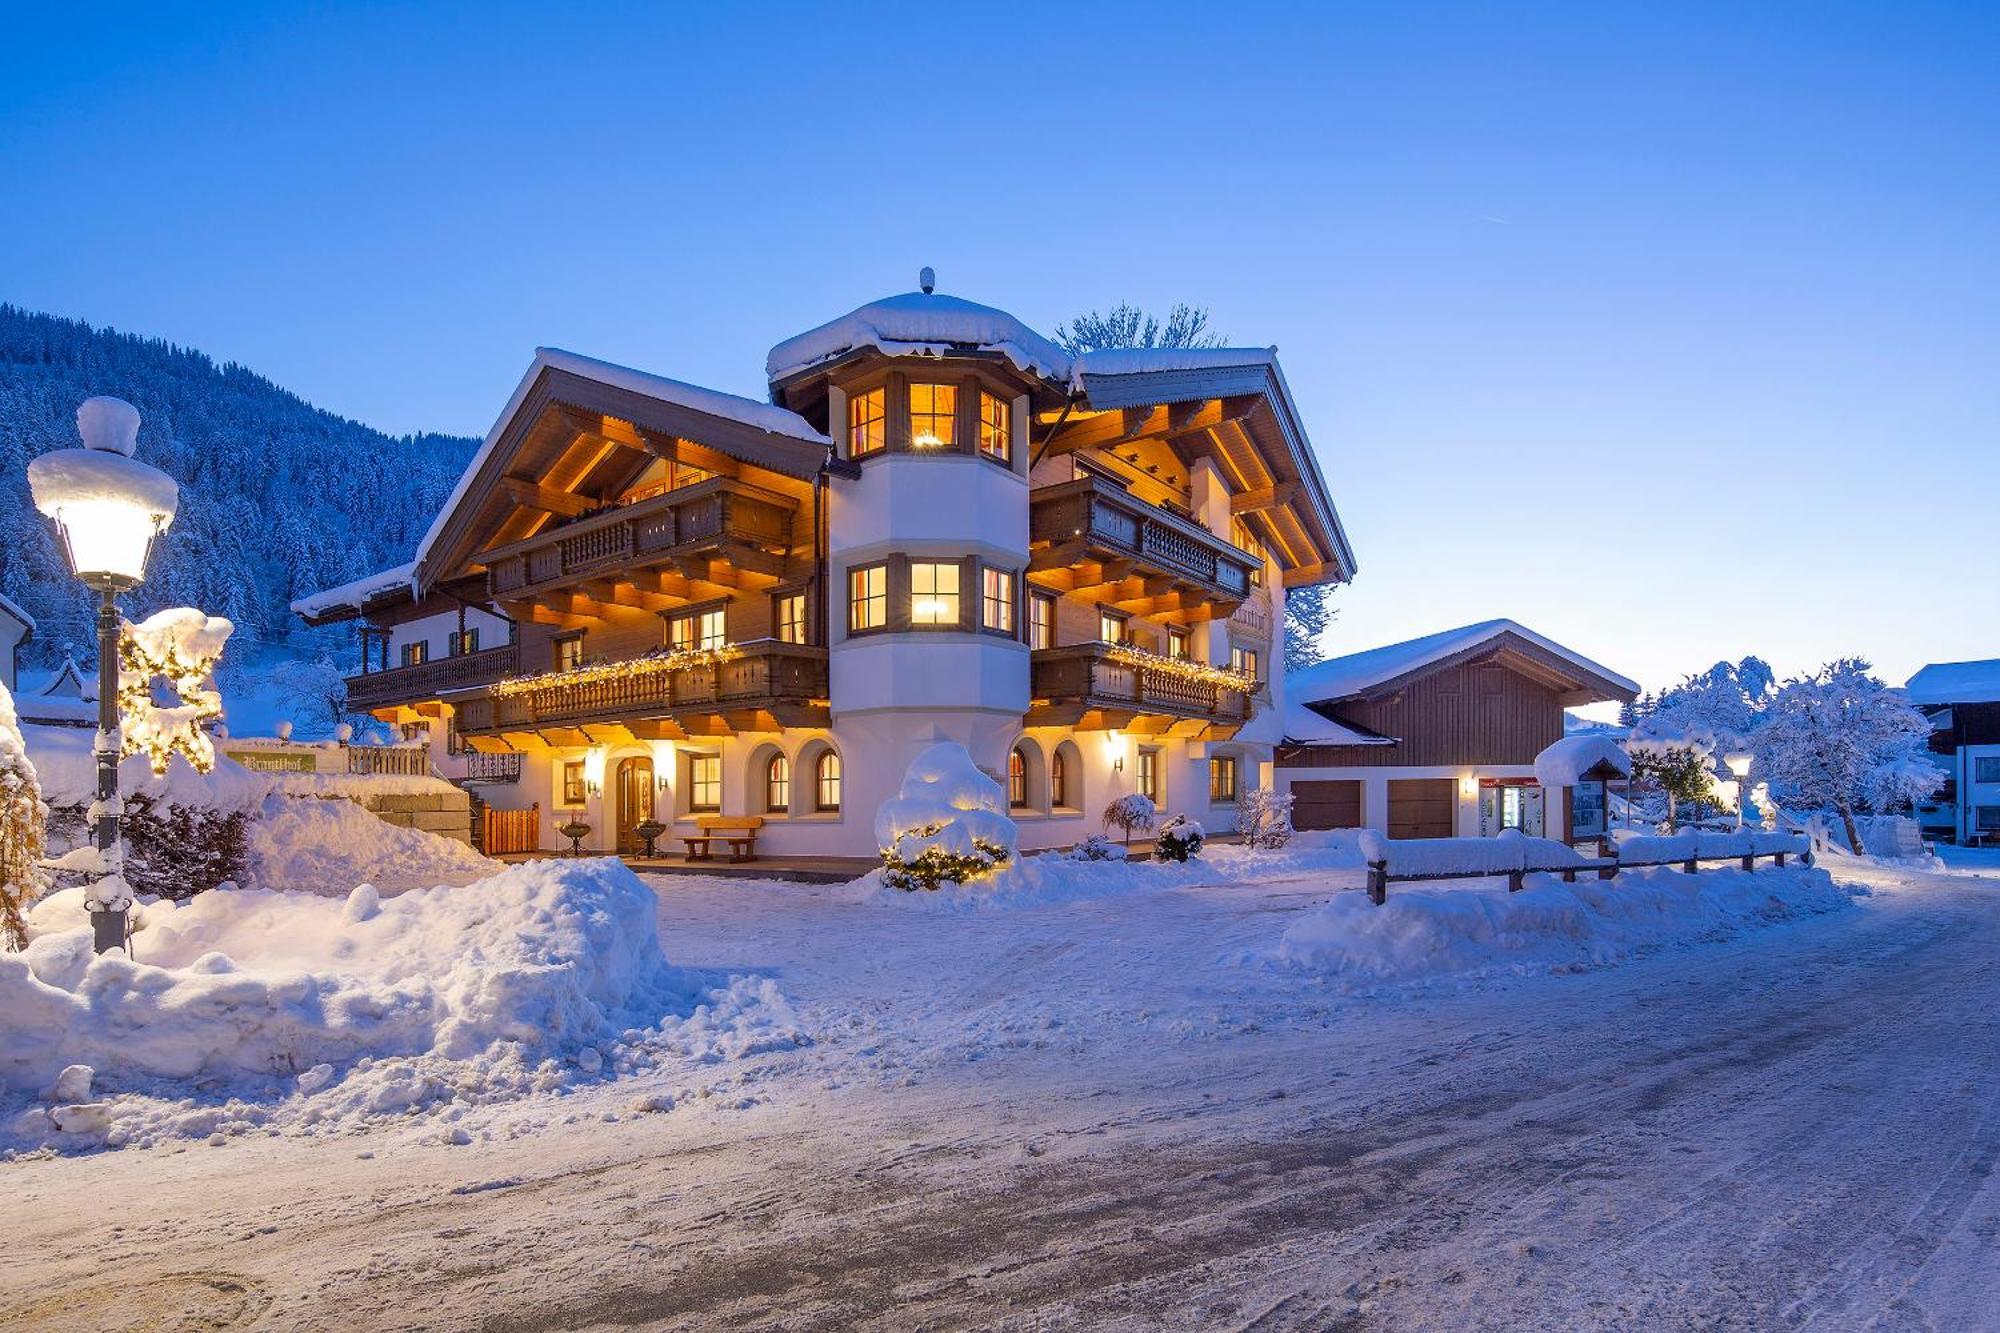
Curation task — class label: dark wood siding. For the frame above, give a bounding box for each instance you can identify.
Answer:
[1279,660,1567,769]
[1292,780,1362,830]
[1387,779,1455,839]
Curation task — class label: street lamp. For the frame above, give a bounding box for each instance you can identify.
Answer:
[1724,750,1755,830]
[27,397,179,954]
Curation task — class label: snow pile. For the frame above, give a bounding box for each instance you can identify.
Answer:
[1275,863,1856,984]
[1358,828,1591,875]
[246,794,492,895]
[874,742,1018,890]
[3,858,800,1150]
[1613,829,1809,863]
[765,291,1071,383]
[1533,734,1630,787]
[25,722,263,811]
[26,430,180,524]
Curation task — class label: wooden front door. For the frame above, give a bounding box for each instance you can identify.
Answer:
[616,757,655,855]
[1387,778,1455,839]
[1291,780,1363,830]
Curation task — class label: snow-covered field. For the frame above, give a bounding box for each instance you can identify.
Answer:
[5,849,1999,1329]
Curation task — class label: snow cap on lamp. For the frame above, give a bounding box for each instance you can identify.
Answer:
[76,395,142,457]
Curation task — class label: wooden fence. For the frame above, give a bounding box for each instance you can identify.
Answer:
[347,745,432,778]
[481,803,540,856]
[1364,838,1810,906]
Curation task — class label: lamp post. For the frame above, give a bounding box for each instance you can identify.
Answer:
[1724,751,1755,831]
[27,397,179,954]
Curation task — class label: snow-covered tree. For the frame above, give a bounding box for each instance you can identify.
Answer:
[0,682,48,949]
[1625,730,1717,832]
[875,743,1018,891]
[1101,793,1157,850]
[1754,658,1942,854]
[1638,657,1775,748]
[1284,585,1337,672]
[1234,787,1295,849]
[1052,303,1225,357]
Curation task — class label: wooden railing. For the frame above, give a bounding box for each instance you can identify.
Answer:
[346,744,432,777]
[456,642,828,733]
[1030,475,1258,600]
[1030,643,1251,724]
[482,477,796,599]
[1363,834,1813,905]
[1228,591,1275,640]
[345,644,519,711]
[460,751,523,784]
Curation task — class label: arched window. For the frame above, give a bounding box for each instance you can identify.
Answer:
[816,750,842,812]
[1050,747,1069,809]
[765,753,790,813]
[1009,748,1028,808]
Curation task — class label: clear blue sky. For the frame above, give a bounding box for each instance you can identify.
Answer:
[5,2,1995,698]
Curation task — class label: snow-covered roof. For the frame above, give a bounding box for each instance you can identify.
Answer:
[1906,658,2000,706]
[1533,735,1631,788]
[765,291,1072,384]
[1289,619,1640,705]
[0,591,32,633]
[1281,697,1398,747]
[1070,345,1278,384]
[291,561,416,620]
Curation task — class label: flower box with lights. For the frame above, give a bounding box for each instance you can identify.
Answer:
[490,643,740,700]
[1104,644,1256,694]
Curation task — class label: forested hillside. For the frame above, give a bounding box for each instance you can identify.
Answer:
[0,305,476,667]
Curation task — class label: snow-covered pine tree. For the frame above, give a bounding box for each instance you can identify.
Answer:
[1284,585,1336,671]
[1754,658,1942,854]
[0,681,48,949]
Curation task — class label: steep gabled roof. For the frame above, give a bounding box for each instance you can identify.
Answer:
[1289,619,1639,711]
[0,590,33,635]
[1906,658,2000,706]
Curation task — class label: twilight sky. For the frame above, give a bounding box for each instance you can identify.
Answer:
[4,2,1995,697]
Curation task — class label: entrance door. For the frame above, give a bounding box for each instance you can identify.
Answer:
[1292,780,1363,830]
[1387,778,1455,839]
[616,756,656,855]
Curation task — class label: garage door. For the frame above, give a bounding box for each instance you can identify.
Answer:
[1291,780,1362,830]
[1387,778,1455,839]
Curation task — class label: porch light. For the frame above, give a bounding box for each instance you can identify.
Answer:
[1725,751,1754,830]
[1459,775,1478,797]
[583,747,607,796]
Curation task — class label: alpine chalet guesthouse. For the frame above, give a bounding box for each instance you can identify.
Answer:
[294,282,1355,857]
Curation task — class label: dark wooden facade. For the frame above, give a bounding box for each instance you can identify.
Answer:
[1281,658,1570,768]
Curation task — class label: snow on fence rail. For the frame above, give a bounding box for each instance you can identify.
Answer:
[1359,828,1812,905]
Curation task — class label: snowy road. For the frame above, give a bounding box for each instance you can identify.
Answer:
[7,858,2000,1330]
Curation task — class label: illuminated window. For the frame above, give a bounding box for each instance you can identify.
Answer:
[400,640,429,667]
[765,754,790,813]
[978,392,1010,463]
[1139,749,1159,803]
[1030,591,1056,650]
[451,628,480,656]
[1098,610,1126,644]
[1231,646,1260,680]
[910,561,961,626]
[1167,628,1189,660]
[670,606,726,651]
[562,760,586,806]
[849,563,887,631]
[816,751,842,811]
[1050,748,1069,808]
[849,387,886,457]
[1209,756,1239,803]
[555,634,584,672]
[775,592,808,644]
[982,567,1015,633]
[1009,748,1028,808]
[687,753,721,812]
[909,383,957,449]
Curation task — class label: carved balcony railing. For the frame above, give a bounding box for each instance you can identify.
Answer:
[1029,643,1252,728]
[345,644,519,712]
[455,642,827,734]
[458,750,524,785]
[481,477,796,600]
[1228,590,1275,640]
[1029,475,1258,606]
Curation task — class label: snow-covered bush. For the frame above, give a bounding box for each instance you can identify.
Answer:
[1235,787,1294,849]
[1062,834,1128,862]
[0,685,49,950]
[1755,658,1942,853]
[1626,731,1717,831]
[1155,814,1205,862]
[874,742,1018,891]
[1101,793,1156,848]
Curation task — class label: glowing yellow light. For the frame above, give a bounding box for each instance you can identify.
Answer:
[490,643,736,699]
[1103,644,1255,692]
[911,432,944,449]
[1459,775,1478,797]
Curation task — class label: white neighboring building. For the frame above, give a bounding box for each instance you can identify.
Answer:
[295,284,1356,858]
[1905,658,2000,845]
[1276,620,1637,840]
[0,593,30,694]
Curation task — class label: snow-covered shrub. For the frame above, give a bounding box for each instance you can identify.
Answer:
[1062,834,1128,862]
[1234,787,1294,849]
[46,797,249,903]
[1101,793,1156,848]
[1155,814,1205,862]
[0,685,49,950]
[874,742,1018,891]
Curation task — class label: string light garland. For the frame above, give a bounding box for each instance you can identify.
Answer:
[117,609,232,775]
[489,643,738,700]
[1105,643,1256,692]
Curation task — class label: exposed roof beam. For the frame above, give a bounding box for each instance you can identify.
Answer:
[500,476,594,519]
[1043,398,1260,455]
[1230,482,1299,515]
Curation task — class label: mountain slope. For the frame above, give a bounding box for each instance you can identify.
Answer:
[0,304,477,666]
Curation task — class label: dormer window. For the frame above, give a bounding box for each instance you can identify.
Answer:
[849,387,886,457]
[978,392,1011,464]
[909,383,957,450]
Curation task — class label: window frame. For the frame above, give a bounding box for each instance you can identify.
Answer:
[907,382,958,451]
[1050,747,1070,810]
[1209,755,1239,804]
[815,750,842,812]
[982,566,1017,636]
[686,752,722,813]
[1138,748,1160,804]
[848,561,889,635]
[1167,628,1189,660]
[1098,608,1129,645]
[908,559,964,629]
[400,640,429,667]
[562,760,587,807]
[667,602,728,653]
[1029,590,1057,651]
[848,386,887,458]
[1009,748,1028,809]
[1230,644,1261,681]
[765,753,791,813]
[1975,757,2000,785]
[977,390,1011,465]
[553,631,586,673]
[773,589,810,645]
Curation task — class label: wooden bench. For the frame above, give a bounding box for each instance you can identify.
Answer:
[683,815,764,863]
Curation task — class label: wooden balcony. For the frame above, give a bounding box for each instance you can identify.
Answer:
[1029,643,1251,735]
[455,641,828,739]
[481,476,797,601]
[1029,475,1259,615]
[345,644,519,712]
